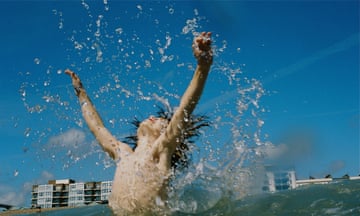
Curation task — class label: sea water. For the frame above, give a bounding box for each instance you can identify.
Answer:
[18,180,360,215]
[16,1,358,216]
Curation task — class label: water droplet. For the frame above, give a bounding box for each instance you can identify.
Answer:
[168,8,174,14]
[115,27,123,34]
[14,170,19,177]
[34,58,40,65]
[24,128,31,137]
[258,119,264,127]
[44,80,50,86]
[19,88,26,98]
[74,41,83,50]
[109,119,115,127]
[103,0,108,9]
[194,9,199,16]
[145,60,151,68]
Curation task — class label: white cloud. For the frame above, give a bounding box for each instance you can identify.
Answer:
[40,128,105,168]
[0,191,22,206]
[261,144,288,159]
[47,128,86,148]
[0,183,26,207]
[254,128,315,166]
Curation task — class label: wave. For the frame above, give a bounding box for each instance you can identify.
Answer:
[16,180,360,216]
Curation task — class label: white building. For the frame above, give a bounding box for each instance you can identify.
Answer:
[262,166,360,191]
[295,178,332,187]
[31,179,112,209]
[68,182,85,207]
[262,166,297,192]
[101,181,113,201]
[36,184,54,209]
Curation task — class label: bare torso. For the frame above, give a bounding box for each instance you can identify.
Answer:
[110,150,170,213]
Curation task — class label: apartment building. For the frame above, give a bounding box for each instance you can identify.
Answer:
[31,179,112,208]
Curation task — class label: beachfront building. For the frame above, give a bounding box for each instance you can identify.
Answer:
[31,179,112,208]
[261,166,360,192]
[295,177,332,187]
[262,166,297,192]
[100,181,113,201]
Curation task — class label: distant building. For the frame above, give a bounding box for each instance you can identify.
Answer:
[262,166,297,192]
[295,178,332,187]
[31,179,112,208]
[261,166,360,192]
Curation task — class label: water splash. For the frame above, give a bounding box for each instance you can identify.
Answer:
[52,9,64,30]
[19,2,272,212]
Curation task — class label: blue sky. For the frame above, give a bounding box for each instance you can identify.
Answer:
[0,1,358,207]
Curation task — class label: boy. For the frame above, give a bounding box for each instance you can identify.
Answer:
[65,32,213,214]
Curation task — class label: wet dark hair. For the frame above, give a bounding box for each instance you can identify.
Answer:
[122,106,210,169]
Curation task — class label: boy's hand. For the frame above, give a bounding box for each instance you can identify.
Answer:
[65,69,83,95]
[65,69,82,87]
[192,32,213,66]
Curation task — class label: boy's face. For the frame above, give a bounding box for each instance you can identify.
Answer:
[137,116,168,143]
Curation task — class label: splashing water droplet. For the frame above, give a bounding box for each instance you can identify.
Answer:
[182,18,198,35]
[194,9,199,16]
[44,80,50,87]
[19,88,26,98]
[115,27,123,34]
[24,128,31,137]
[258,119,264,127]
[34,58,40,65]
[103,0,109,11]
[74,41,83,50]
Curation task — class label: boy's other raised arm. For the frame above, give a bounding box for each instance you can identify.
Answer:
[157,32,213,155]
[65,69,133,160]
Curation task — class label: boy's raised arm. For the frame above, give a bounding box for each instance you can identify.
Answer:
[156,32,213,157]
[65,69,133,160]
